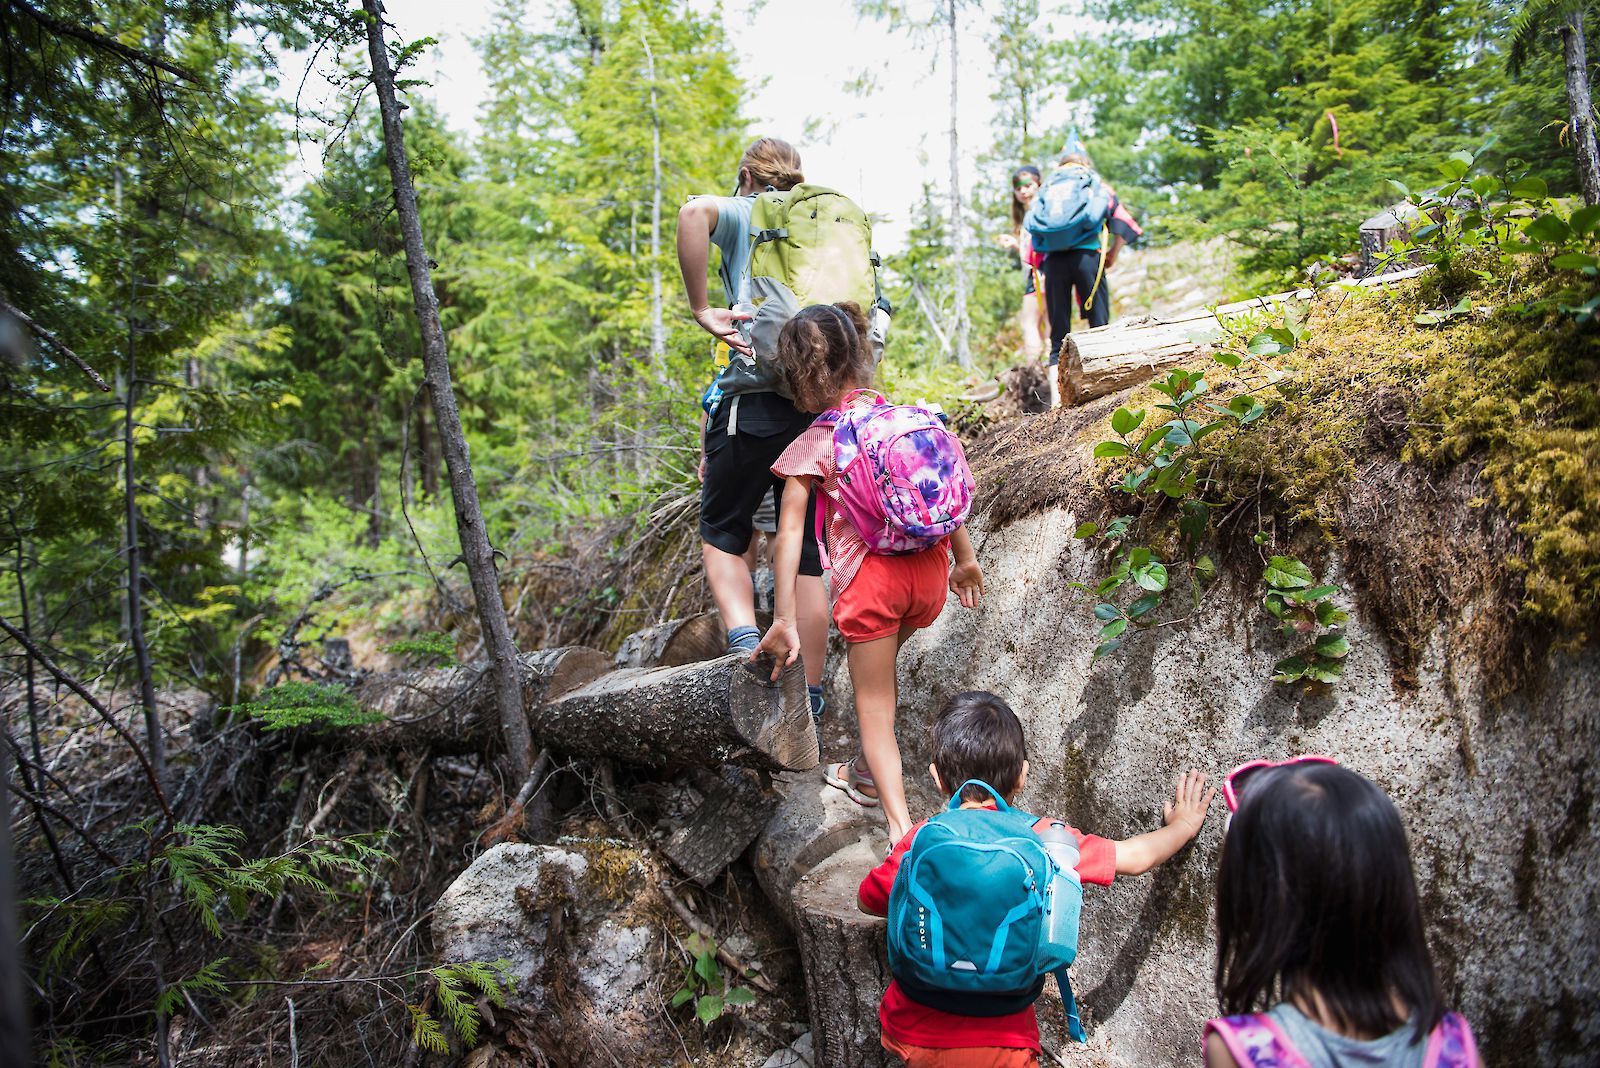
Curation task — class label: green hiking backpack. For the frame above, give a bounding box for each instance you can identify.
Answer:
[721,184,889,402]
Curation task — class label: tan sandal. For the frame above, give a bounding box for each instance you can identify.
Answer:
[822,758,880,808]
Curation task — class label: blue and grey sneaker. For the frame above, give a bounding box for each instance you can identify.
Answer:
[808,685,826,756]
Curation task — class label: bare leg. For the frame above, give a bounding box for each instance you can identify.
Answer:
[704,542,756,632]
[1018,295,1042,359]
[849,623,918,843]
[796,574,828,688]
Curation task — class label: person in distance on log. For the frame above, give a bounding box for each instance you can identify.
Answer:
[995,164,1049,361]
[756,303,984,845]
[859,691,1215,1067]
[1204,758,1480,1068]
[678,137,830,719]
[1023,131,1143,367]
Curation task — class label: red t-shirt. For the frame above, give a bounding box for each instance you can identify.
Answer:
[856,803,1116,1051]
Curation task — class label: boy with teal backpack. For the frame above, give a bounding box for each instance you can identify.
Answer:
[857,691,1214,1066]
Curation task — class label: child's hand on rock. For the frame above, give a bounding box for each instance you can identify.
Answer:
[1163,769,1216,840]
[752,619,801,682]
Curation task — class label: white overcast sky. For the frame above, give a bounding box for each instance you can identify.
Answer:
[282,0,1083,251]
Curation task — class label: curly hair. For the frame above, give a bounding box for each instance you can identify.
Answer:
[774,302,874,414]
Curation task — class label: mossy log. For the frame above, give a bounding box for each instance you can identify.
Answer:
[1055,266,1430,407]
[354,649,817,773]
[791,838,893,1068]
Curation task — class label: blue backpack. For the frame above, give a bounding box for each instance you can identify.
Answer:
[886,780,1086,1041]
[1024,165,1112,253]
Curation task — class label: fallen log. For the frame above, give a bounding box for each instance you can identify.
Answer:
[661,766,780,886]
[353,647,610,752]
[352,647,817,773]
[1055,266,1431,407]
[611,611,730,669]
[532,653,816,772]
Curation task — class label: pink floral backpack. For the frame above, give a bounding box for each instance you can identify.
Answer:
[1204,1012,1480,1068]
[811,389,974,557]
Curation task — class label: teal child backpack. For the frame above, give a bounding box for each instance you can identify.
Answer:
[886,780,1087,1041]
[1024,165,1112,253]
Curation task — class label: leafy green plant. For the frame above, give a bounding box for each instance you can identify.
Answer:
[668,933,755,1026]
[1261,555,1352,683]
[227,680,383,731]
[410,960,517,1053]
[1073,298,1357,684]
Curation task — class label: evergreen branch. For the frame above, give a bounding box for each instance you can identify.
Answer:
[6,0,204,85]
[0,297,111,392]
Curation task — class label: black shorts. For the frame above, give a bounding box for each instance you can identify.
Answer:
[701,392,823,576]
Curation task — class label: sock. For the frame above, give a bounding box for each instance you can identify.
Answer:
[808,684,825,721]
[727,625,761,653]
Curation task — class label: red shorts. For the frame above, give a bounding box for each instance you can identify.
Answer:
[882,1037,1038,1067]
[833,548,949,643]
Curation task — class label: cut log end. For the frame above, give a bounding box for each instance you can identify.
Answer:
[732,654,818,772]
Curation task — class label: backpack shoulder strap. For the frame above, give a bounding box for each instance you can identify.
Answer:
[1422,1013,1480,1068]
[1052,967,1086,1043]
[1203,1014,1314,1068]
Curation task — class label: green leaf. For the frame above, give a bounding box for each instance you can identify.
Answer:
[1093,440,1130,458]
[1105,516,1134,539]
[1128,546,1152,568]
[1509,176,1547,201]
[1134,561,1169,592]
[1271,655,1310,683]
[1093,602,1122,620]
[1285,584,1339,603]
[696,994,724,1025]
[1264,591,1287,618]
[1100,618,1128,639]
[1306,659,1346,683]
[1314,633,1351,658]
[1468,175,1500,199]
[1570,204,1600,235]
[1136,425,1169,455]
[1315,601,1349,626]
[1091,638,1123,662]
[1247,331,1289,357]
[694,952,719,986]
[1552,252,1599,270]
[726,987,756,1006]
[1212,350,1242,369]
[1191,420,1228,443]
[1095,574,1125,597]
[670,988,695,1008]
[1074,522,1099,539]
[1126,593,1162,618]
[1437,158,1469,181]
[1179,501,1210,542]
[1194,555,1217,581]
[1264,556,1314,589]
[1386,178,1410,199]
[1524,214,1571,243]
[1110,407,1144,436]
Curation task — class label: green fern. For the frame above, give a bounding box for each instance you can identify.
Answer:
[228,681,383,732]
[409,1004,449,1054]
[155,958,230,1016]
[1507,0,1576,75]
[421,960,516,1050]
[383,631,458,662]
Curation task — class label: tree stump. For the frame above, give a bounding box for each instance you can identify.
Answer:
[753,774,884,929]
[792,836,893,1068]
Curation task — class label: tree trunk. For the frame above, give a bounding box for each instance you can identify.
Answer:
[363,0,535,785]
[0,733,29,1068]
[792,838,893,1068]
[947,0,972,368]
[351,649,817,772]
[1561,10,1600,207]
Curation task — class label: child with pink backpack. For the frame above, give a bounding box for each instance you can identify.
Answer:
[754,302,983,846]
[1206,757,1480,1068]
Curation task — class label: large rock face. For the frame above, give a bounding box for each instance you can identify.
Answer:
[826,505,1599,1066]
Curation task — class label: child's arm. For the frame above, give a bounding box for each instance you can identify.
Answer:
[753,475,814,681]
[947,526,985,608]
[1205,1032,1241,1068]
[1113,769,1215,876]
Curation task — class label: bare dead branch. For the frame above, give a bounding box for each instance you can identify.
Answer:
[0,297,111,391]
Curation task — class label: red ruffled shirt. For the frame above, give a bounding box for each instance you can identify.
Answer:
[856,804,1117,1051]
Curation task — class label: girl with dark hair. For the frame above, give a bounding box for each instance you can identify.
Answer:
[1206,759,1480,1068]
[756,304,984,845]
[996,165,1047,359]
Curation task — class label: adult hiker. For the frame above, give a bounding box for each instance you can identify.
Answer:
[996,164,1048,360]
[676,136,831,719]
[1024,132,1143,366]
